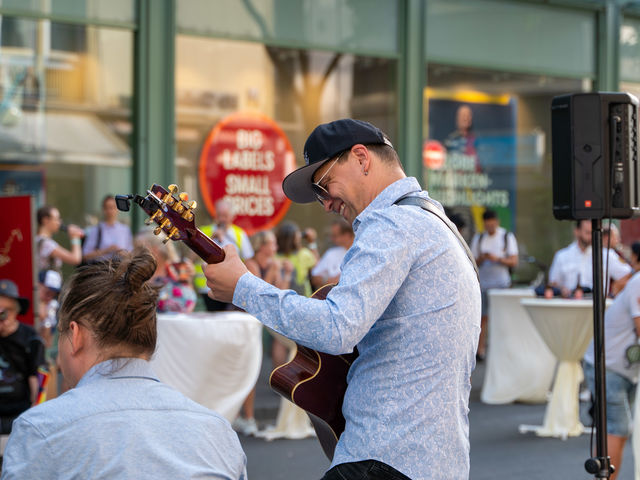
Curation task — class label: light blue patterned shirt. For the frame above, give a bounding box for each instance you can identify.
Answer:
[1,358,247,480]
[234,177,481,479]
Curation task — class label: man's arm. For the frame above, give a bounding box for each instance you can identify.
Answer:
[28,375,39,406]
[205,212,438,355]
[28,336,46,406]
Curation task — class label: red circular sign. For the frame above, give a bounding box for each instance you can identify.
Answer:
[423,139,446,170]
[198,112,295,236]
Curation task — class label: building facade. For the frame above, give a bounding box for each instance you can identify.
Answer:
[1,0,639,282]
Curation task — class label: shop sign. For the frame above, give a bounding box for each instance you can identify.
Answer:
[423,140,446,170]
[198,112,295,235]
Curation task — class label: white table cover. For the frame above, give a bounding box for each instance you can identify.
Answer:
[481,288,556,404]
[151,311,263,423]
[519,298,606,439]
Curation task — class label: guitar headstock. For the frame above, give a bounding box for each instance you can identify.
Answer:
[140,184,198,244]
[116,184,225,264]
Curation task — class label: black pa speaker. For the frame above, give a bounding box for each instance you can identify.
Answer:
[552,92,639,220]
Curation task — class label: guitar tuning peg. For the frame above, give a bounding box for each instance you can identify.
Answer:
[179,192,189,202]
[162,236,172,245]
[168,184,178,194]
[153,226,162,236]
[188,200,197,210]
[168,227,180,240]
[144,218,154,225]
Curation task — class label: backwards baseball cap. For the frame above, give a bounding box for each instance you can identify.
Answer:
[39,269,62,293]
[0,279,30,315]
[282,118,393,204]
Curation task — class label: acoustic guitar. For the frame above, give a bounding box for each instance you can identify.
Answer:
[116,184,357,460]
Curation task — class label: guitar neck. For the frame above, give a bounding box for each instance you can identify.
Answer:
[182,227,225,264]
[131,188,225,265]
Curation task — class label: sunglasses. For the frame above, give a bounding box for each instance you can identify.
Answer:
[311,151,345,204]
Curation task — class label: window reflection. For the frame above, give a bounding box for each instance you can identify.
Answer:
[0,17,133,228]
[425,64,589,282]
[175,36,397,242]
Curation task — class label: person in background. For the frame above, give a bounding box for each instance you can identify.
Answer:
[245,230,293,291]
[603,223,632,297]
[547,220,632,298]
[232,230,293,436]
[583,245,640,480]
[271,221,317,369]
[449,212,466,236]
[1,248,247,479]
[36,205,84,272]
[193,199,254,311]
[204,118,480,480]
[81,195,133,264]
[470,209,518,360]
[0,280,45,434]
[631,242,640,272]
[310,218,354,291]
[276,222,316,299]
[134,230,197,314]
[37,269,62,354]
[37,269,62,399]
[302,227,320,260]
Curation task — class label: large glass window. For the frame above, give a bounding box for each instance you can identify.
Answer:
[424,64,589,283]
[0,0,135,25]
[620,15,640,243]
[0,16,133,227]
[175,35,397,248]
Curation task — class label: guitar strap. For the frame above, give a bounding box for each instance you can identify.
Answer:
[394,194,479,280]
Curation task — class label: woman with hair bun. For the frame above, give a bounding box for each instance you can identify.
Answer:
[1,247,247,480]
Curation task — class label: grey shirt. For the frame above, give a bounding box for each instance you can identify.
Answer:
[1,358,247,480]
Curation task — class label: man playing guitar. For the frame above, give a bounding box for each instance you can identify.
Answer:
[204,119,481,480]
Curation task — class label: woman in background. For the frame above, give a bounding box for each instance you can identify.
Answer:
[1,247,246,479]
[36,205,85,272]
[253,226,316,441]
[232,230,293,436]
[134,229,197,313]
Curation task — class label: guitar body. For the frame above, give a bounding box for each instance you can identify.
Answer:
[268,285,358,461]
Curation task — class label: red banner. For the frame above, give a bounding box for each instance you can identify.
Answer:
[0,195,35,325]
[198,112,295,235]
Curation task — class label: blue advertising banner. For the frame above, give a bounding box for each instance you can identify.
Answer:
[424,89,517,232]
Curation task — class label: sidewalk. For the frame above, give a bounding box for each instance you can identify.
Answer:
[245,354,637,479]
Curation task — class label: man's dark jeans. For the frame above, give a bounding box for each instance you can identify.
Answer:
[321,460,411,480]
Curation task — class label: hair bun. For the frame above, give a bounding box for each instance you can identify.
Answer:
[122,247,157,293]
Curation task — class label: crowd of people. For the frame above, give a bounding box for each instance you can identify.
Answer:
[3,116,640,479]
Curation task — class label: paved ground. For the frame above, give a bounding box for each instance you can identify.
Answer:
[240,358,636,480]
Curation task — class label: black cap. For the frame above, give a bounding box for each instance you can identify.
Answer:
[0,279,30,315]
[282,118,393,203]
